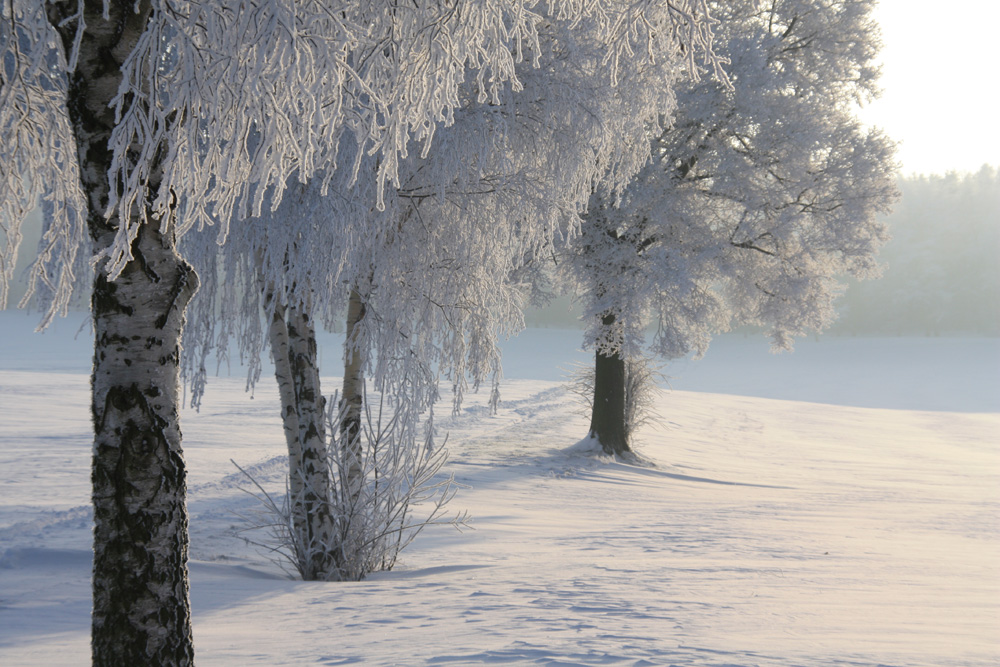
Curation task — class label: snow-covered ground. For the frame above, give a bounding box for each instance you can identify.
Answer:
[1,311,998,666]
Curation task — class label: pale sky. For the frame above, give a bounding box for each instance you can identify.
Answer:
[860,0,1000,176]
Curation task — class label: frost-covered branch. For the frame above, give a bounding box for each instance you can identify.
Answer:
[183,6,695,418]
[0,1,87,323]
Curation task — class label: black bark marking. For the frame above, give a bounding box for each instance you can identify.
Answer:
[155,261,196,329]
[92,276,134,317]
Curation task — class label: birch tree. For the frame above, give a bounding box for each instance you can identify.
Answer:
[6,3,198,664]
[181,4,722,580]
[569,0,898,457]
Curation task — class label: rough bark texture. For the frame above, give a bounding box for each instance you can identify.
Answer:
[90,223,197,667]
[48,2,197,664]
[266,298,303,504]
[340,288,367,499]
[589,313,630,457]
[265,291,336,580]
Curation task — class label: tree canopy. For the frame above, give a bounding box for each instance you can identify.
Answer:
[571,0,897,362]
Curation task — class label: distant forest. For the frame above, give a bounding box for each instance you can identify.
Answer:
[526,166,1000,337]
[832,165,999,336]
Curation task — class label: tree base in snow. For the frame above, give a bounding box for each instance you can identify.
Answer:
[234,396,468,582]
[566,435,657,468]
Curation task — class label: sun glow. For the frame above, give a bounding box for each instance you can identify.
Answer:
[861,0,1000,176]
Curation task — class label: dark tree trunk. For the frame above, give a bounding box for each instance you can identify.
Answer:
[589,313,630,457]
[49,2,197,664]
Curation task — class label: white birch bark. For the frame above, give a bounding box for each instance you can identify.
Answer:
[339,287,367,502]
[45,2,198,664]
[90,219,198,666]
[260,268,336,579]
[285,300,337,579]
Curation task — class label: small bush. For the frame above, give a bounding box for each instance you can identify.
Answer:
[234,394,468,581]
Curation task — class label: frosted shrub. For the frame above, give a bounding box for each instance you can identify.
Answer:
[235,395,468,581]
[622,359,668,442]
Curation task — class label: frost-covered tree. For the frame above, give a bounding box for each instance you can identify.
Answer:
[569,0,898,457]
[181,5,720,580]
[2,0,726,659]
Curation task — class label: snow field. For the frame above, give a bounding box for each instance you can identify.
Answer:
[1,361,998,665]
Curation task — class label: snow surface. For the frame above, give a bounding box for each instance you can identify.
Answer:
[1,311,998,666]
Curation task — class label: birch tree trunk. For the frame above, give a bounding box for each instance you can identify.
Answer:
[264,287,336,580]
[340,288,367,499]
[47,2,198,664]
[90,222,197,666]
[589,313,630,457]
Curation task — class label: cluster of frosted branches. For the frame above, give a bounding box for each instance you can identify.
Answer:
[111,0,727,282]
[2,0,728,320]
[182,6,691,420]
[565,356,665,439]
[569,0,897,362]
[0,1,87,324]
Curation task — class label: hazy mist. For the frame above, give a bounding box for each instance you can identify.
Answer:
[8,167,999,338]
